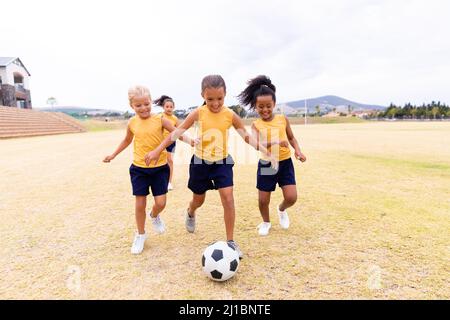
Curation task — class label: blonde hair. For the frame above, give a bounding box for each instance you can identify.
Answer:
[128,85,151,105]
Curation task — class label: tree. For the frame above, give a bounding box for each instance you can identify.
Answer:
[315,105,320,117]
[229,105,247,118]
[387,107,397,119]
[431,107,439,119]
[411,107,417,119]
[46,97,57,108]
[347,104,353,115]
[174,109,187,119]
[123,111,133,119]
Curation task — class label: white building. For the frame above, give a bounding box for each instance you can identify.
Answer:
[0,57,32,108]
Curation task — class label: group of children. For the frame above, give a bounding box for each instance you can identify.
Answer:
[103,75,307,256]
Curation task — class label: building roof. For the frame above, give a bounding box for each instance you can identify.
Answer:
[0,57,31,76]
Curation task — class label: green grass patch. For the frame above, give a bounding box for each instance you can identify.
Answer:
[242,116,366,125]
[81,119,128,132]
[349,154,450,172]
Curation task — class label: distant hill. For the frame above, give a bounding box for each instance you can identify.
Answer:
[281,95,386,113]
[36,106,168,115]
[36,106,125,115]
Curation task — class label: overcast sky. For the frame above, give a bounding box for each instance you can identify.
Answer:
[2,0,449,111]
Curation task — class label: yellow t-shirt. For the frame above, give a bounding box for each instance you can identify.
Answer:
[129,115,168,168]
[194,105,234,162]
[161,113,178,140]
[253,114,291,161]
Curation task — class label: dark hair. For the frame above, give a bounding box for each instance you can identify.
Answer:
[237,75,276,109]
[154,95,174,107]
[201,75,226,94]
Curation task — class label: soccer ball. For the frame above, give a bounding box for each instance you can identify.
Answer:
[202,241,240,281]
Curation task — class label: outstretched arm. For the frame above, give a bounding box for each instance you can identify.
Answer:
[285,116,306,162]
[103,126,134,162]
[252,123,289,148]
[145,110,199,166]
[251,123,260,148]
[232,113,263,150]
[232,113,278,169]
[161,118,196,146]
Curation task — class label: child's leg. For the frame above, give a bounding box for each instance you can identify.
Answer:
[258,190,272,222]
[135,196,147,234]
[150,194,166,217]
[218,186,235,241]
[188,192,206,217]
[167,153,174,183]
[279,185,297,211]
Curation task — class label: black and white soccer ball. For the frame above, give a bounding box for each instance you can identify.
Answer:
[202,241,240,281]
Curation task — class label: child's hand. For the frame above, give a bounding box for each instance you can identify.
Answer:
[268,154,279,171]
[278,140,289,148]
[145,150,160,166]
[103,155,115,163]
[295,151,307,162]
[191,137,201,147]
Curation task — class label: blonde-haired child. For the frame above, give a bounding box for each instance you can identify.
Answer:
[103,85,194,254]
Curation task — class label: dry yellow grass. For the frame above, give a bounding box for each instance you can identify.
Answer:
[0,122,449,299]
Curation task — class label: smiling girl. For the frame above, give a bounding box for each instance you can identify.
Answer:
[145,75,275,258]
[103,85,194,254]
[238,75,306,236]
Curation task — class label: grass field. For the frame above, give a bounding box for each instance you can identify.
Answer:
[80,115,366,132]
[0,122,449,299]
[79,119,129,132]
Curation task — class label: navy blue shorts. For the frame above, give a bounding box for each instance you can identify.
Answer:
[129,164,169,196]
[257,158,296,192]
[188,155,234,195]
[166,142,176,153]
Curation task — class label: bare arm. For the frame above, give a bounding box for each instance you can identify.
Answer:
[251,120,288,148]
[285,116,306,162]
[103,126,134,162]
[251,123,260,148]
[261,139,289,149]
[161,118,195,146]
[232,113,277,166]
[145,110,199,166]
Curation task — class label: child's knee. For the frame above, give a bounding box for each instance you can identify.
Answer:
[191,196,205,208]
[285,194,297,206]
[259,198,270,208]
[222,195,234,209]
[198,198,205,207]
[154,198,166,210]
[135,196,147,208]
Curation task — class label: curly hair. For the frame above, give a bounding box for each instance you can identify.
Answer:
[237,75,276,109]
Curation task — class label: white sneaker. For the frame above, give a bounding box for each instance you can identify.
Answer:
[277,206,290,229]
[185,210,195,233]
[168,182,173,191]
[257,222,272,236]
[131,232,148,254]
[227,240,243,259]
[150,213,166,234]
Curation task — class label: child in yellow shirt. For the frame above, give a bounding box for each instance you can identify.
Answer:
[103,86,194,254]
[238,75,306,236]
[145,75,275,258]
[154,95,181,191]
